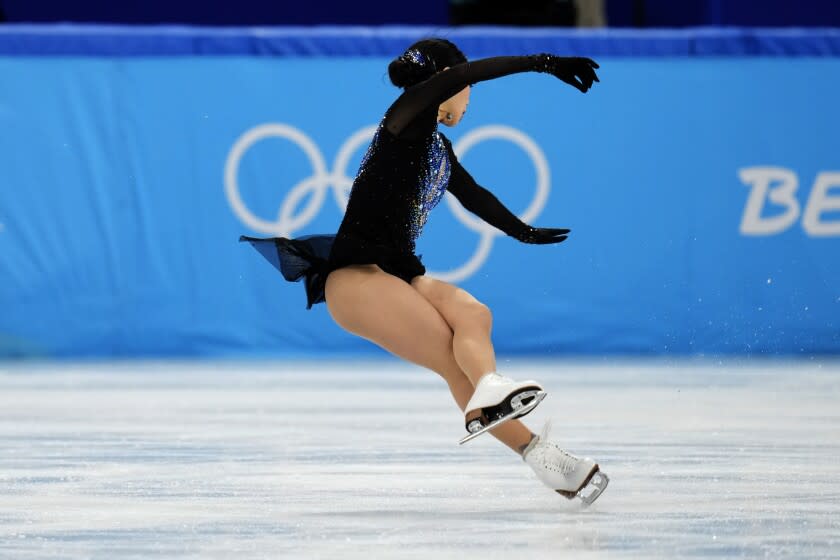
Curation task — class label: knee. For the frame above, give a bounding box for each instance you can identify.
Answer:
[460,301,493,332]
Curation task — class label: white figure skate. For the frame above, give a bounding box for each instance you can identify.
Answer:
[522,421,609,507]
[458,372,546,445]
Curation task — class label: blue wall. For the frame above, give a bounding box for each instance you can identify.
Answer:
[0,26,838,358]
[1,0,448,25]
[607,0,840,27]
[6,0,840,27]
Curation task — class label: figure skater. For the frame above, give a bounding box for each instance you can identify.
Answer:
[242,38,608,505]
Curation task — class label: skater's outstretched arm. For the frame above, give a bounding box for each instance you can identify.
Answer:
[444,139,570,245]
[384,55,600,139]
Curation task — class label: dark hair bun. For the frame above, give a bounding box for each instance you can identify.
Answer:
[387,58,415,89]
[388,39,467,89]
[388,50,435,89]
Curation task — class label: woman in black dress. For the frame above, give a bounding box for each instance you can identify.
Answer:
[242,39,608,504]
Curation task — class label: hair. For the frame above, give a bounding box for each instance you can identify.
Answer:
[388,38,467,89]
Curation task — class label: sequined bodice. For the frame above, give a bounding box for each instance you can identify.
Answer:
[334,120,451,254]
[410,131,451,238]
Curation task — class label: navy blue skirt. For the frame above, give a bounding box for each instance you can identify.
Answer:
[240,235,335,309]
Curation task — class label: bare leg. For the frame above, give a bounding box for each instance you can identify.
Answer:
[410,276,497,386]
[325,265,534,454]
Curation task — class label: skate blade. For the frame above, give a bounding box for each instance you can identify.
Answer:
[458,391,547,445]
[577,470,609,507]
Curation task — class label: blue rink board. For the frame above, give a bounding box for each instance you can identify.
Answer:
[0,27,838,358]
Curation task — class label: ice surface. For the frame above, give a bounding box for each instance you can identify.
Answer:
[0,360,838,559]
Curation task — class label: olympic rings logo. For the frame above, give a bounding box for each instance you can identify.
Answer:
[224,123,550,283]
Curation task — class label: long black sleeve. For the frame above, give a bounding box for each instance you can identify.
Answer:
[384,56,542,139]
[442,137,531,239]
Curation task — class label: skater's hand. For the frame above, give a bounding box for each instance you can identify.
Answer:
[515,226,570,245]
[535,55,600,93]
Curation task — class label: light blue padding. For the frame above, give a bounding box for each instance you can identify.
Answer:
[0,54,838,358]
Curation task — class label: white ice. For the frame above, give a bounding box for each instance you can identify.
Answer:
[1,360,839,559]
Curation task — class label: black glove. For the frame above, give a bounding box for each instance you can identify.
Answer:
[534,55,600,93]
[514,226,571,245]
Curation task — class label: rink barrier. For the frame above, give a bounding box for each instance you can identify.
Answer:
[0,26,838,358]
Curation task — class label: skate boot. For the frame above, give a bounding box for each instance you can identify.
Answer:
[522,421,609,507]
[458,372,546,445]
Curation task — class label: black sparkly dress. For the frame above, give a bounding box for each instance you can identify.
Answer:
[241,56,549,308]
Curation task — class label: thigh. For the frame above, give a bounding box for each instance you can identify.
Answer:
[410,275,491,331]
[324,265,457,376]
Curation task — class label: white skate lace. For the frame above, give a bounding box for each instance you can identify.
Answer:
[526,420,578,475]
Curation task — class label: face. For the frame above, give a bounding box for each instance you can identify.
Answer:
[437,83,471,127]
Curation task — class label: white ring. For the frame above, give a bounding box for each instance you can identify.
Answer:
[225,123,328,237]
